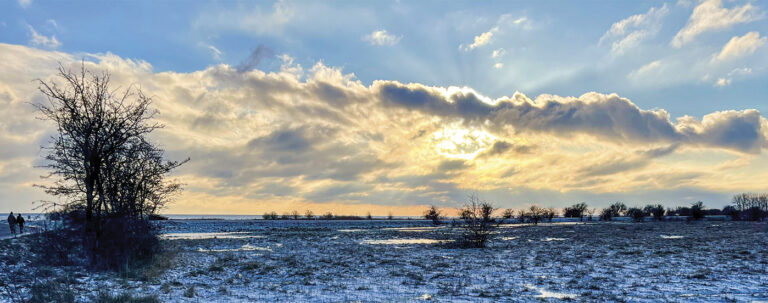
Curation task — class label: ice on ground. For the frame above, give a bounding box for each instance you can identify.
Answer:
[382,226,443,232]
[660,235,684,239]
[502,236,519,241]
[360,238,450,245]
[338,229,366,232]
[542,237,567,241]
[526,285,578,299]
[159,232,262,240]
[196,244,271,252]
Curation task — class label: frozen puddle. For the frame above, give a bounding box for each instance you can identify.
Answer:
[196,244,271,252]
[360,238,451,245]
[382,227,442,232]
[542,237,567,242]
[660,235,684,239]
[338,229,366,232]
[502,236,519,241]
[526,285,578,299]
[160,232,263,240]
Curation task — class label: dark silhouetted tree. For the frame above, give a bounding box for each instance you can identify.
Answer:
[644,204,665,221]
[691,201,705,220]
[564,203,588,221]
[35,64,186,269]
[424,205,442,225]
[626,207,645,222]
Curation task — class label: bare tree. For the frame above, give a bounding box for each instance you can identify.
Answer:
[305,210,314,219]
[34,64,187,269]
[458,193,496,248]
[291,210,300,220]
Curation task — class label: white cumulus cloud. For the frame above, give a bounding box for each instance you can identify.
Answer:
[363,30,401,46]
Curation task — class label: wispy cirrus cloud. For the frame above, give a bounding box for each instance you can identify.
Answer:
[672,0,763,48]
[600,4,669,56]
[27,25,60,49]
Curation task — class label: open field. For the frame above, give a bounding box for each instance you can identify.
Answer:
[2,219,768,302]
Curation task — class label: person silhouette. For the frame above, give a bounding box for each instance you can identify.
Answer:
[7,212,16,237]
[16,214,24,234]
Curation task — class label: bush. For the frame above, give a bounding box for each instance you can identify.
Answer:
[322,212,334,219]
[644,204,665,221]
[34,211,160,272]
[564,203,588,220]
[524,205,545,224]
[456,194,496,248]
[27,278,76,303]
[601,202,627,221]
[691,201,705,220]
[305,210,314,219]
[262,212,278,220]
[424,205,442,225]
[93,217,160,271]
[676,206,692,217]
[732,193,768,221]
[723,206,740,221]
[92,292,161,303]
[501,209,514,220]
[626,207,645,222]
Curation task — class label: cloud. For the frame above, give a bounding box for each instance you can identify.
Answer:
[714,31,767,62]
[713,67,753,87]
[600,4,669,55]
[375,81,768,153]
[18,0,31,8]
[462,31,494,51]
[491,48,506,59]
[236,45,274,73]
[628,60,662,79]
[1,43,767,213]
[460,14,528,51]
[27,25,60,49]
[194,0,295,36]
[714,77,731,87]
[206,44,223,61]
[493,63,503,69]
[363,30,401,46]
[672,0,763,48]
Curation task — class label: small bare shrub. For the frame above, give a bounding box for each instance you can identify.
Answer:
[305,210,314,219]
[456,193,496,248]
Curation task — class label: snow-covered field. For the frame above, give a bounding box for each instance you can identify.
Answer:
[2,219,768,302]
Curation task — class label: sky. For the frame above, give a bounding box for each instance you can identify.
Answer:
[1,0,767,215]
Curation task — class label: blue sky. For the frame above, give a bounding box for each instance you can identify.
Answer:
[1,0,768,214]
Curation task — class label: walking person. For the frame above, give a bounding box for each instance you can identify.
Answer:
[7,212,16,237]
[16,214,24,234]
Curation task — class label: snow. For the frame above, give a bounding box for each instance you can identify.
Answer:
[3,220,768,302]
[159,232,263,240]
[360,238,451,245]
